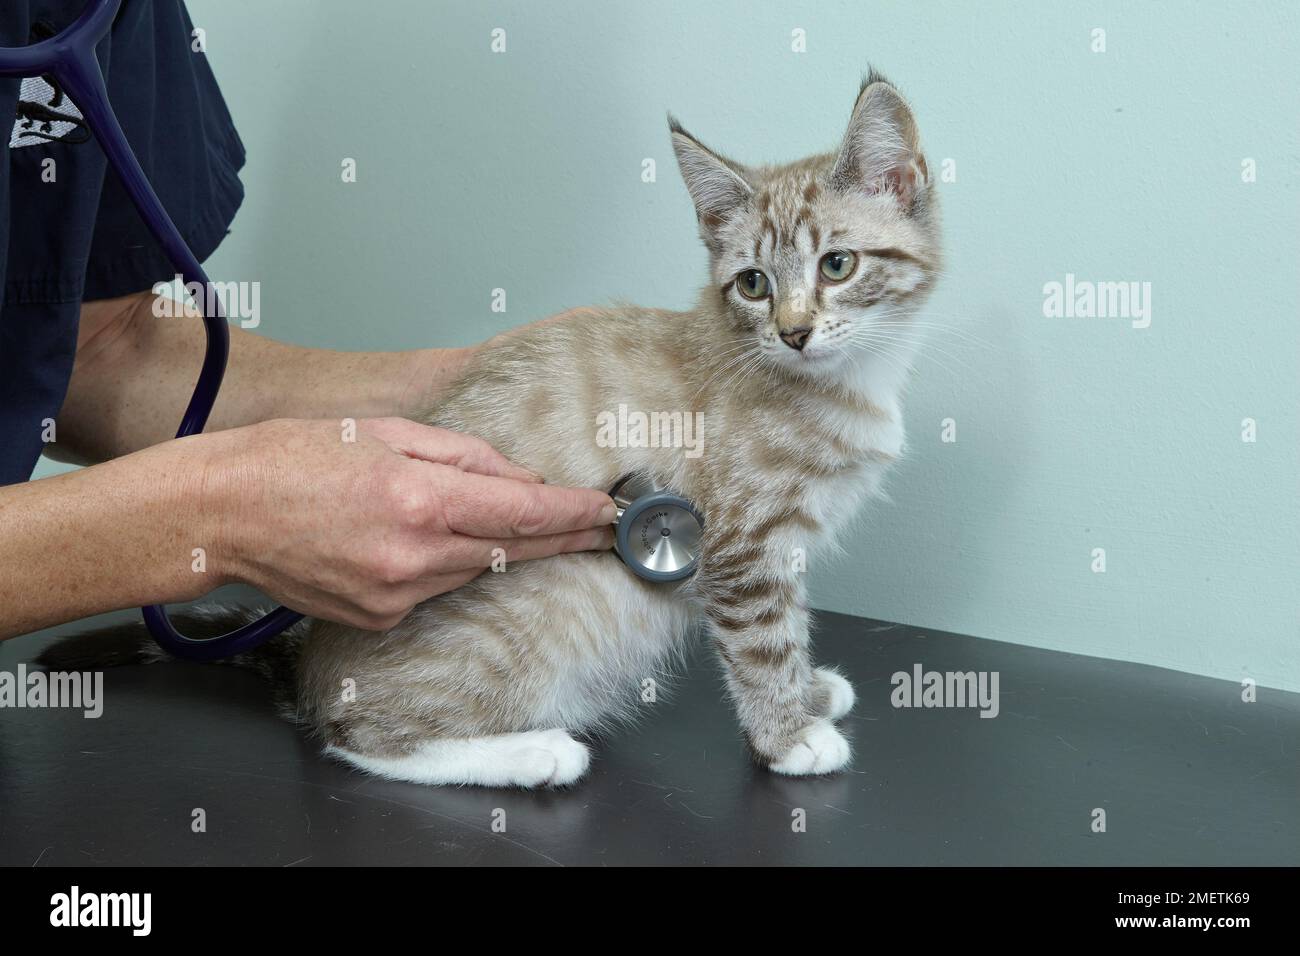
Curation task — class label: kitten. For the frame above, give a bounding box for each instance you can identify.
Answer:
[44,72,941,787]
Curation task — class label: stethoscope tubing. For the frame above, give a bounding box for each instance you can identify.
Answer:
[3,2,706,658]
[2,0,303,659]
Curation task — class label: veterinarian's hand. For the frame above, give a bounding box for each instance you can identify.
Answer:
[200,417,616,630]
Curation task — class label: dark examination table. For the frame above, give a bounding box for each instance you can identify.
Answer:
[2,606,1297,866]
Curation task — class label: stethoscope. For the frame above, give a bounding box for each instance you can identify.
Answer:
[609,474,704,583]
[1,0,704,660]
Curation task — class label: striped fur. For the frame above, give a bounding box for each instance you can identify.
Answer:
[47,76,942,787]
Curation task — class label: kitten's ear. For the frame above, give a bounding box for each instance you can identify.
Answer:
[669,116,753,246]
[830,74,929,207]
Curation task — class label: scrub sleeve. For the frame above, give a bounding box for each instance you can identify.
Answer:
[0,0,245,485]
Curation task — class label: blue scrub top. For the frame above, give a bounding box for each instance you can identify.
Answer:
[0,0,245,485]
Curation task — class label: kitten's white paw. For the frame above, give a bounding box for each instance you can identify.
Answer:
[328,728,592,788]
[510,729,590,788]
[815,667,856,720]
[769,720,851,776]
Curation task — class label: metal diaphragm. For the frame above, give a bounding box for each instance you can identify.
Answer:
[609,474,704,582]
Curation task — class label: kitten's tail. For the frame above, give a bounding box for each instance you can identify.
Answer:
[34,604,309,704]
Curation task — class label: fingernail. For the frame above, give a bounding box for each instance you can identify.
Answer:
[599,501,618,524]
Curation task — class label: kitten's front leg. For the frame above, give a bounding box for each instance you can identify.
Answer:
[703,531,853,775]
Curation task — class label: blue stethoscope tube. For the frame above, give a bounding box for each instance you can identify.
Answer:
[1,0,303,660]
[4,2,706,660]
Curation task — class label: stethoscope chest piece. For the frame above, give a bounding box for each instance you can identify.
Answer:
[609,474,704,582]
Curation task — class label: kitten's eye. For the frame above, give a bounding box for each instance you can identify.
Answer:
[737,269,770,300]
[819,250,857,282]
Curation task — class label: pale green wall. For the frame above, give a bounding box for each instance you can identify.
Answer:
[64,1,1300,688]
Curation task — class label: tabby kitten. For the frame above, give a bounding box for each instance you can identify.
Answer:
[55,73,942,787]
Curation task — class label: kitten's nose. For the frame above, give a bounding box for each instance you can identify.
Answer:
[779,327,812,351]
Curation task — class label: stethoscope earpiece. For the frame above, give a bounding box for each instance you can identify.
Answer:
[610,474,704,582]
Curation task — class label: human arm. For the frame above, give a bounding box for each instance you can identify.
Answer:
[48,290,471,464]
[1,417,615,640]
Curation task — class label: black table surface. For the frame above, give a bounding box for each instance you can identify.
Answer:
[2,607,1297,866]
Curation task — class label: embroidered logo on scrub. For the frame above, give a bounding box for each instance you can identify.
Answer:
[8,22,90,149]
